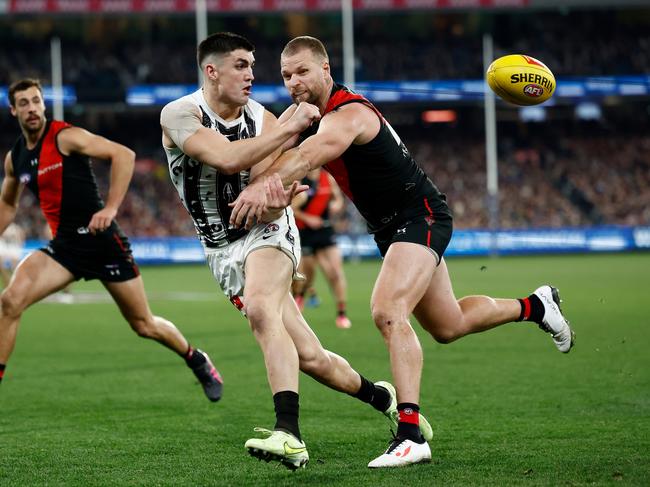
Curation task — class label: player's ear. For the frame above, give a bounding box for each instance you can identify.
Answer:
[205,63,218,82]
[322,61,330,77]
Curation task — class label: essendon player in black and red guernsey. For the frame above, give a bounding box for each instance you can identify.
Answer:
[291,168,352,329]
[0,79,223,401]
[230,36,575,468]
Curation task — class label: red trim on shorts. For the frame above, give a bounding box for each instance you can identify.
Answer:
[424,198,434,248]
[522,297,531,321]
[398,408,420,425]
[112,231,140,276]
[423,197,434,220]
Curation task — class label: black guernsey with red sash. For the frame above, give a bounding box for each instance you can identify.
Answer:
[11,120,105,238]
[300,84,451,234]
[10,120,138,281]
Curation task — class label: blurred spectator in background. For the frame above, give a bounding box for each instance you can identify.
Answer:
[0,223,25,288]
[292,168,351,329]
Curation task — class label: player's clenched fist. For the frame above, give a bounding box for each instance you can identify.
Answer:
[289,102,321,133]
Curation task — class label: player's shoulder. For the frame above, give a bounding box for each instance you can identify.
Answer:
[245,97,267,117]
[161,93,200,122]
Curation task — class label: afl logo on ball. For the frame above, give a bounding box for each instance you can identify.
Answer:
[523,84,544,98]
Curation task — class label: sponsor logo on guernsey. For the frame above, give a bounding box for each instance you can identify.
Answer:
[38,161,62,176]
[19,173,31,184]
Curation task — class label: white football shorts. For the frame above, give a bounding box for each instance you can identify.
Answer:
[205,207,301,314]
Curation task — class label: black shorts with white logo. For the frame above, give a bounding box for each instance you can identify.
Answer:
[373,195,453,263]
[40,223,140,282]
[299,226,336,256]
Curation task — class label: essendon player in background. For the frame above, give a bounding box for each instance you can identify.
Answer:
[229,36,575,468]
[0,79,223,402]
[291,168,351,329]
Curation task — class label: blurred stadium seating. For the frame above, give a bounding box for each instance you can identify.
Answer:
[0,4,649,239]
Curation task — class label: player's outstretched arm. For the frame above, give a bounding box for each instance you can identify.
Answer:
[161,99,320,175]
[230,103,376,228]
[58,127,135,233]
[0,153,22,236]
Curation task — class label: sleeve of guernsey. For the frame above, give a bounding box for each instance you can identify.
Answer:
[160,98,204,152]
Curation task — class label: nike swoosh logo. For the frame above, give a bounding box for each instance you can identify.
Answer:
[262,235,273,240]
[284,442,306,455]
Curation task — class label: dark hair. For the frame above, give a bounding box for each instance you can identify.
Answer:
[197,32,255,68]
[282,36,328,61]
[8,78,43,107]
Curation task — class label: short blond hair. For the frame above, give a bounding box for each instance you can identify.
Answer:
[282,36,328,61]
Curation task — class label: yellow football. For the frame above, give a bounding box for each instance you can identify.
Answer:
[486,54,556,106]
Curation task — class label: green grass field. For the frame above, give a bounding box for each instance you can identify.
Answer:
[1,253,649,486]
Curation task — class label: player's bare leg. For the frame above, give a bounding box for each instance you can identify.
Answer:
[103,277,223,401]
[243,248,306,468]
[413,258,520,343]
[315,246,350,328]
[371,242,434,406]
[368,242,434,467]
[281,293,359,392]
[413,259,574,352]
[282,291,434,441]
[0,252,74,381]
[244,248,299,394]
[103,277,190,352]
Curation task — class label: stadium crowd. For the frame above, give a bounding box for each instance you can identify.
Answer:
[3,124,648,239]
[1,7,649,239]
[1,9,649,93]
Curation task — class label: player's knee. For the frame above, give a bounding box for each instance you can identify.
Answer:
[371,302,406,336]
[0,288,25,318]
[245,298,278,331]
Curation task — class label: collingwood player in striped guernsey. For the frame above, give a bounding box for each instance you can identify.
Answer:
[160,32,433,471]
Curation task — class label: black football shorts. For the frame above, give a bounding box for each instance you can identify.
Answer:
[40,224,140,282]
[373,196,453,264]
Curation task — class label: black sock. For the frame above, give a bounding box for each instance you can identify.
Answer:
[0,364,5,383]
[274,391,301,441]
[396,403,424,443]
[350,375,392,412]
[517,294,544,323]
[184,346,206,368]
